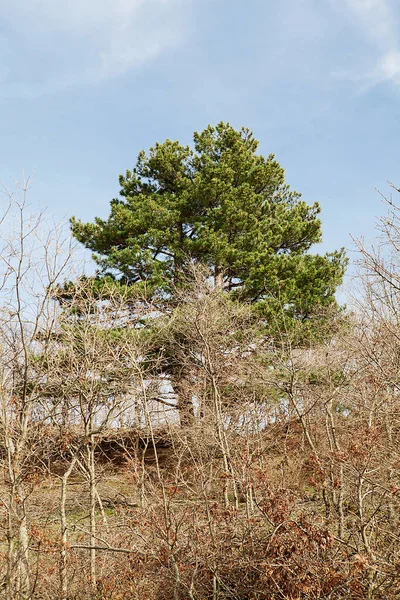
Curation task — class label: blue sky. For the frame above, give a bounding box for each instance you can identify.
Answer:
[1,0,400,280]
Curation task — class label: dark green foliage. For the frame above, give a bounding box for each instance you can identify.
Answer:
[71,122,347,325]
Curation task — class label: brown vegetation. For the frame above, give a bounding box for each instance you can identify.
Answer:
[0,184,400,599]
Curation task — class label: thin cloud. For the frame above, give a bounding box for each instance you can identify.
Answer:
[0,0,190,98]
[335,0,400,88]
[345,0,396,47]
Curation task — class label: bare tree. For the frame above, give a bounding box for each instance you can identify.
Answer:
[0,178,75,600]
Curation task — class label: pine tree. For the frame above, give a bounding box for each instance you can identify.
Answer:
[71,122,346,324]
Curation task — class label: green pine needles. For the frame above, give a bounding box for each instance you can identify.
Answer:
[71,122,347,331]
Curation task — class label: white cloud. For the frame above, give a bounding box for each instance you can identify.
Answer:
[380,50,400,80]
[336,0,400,87]
[344,0,395,47]
[0,0,190,97]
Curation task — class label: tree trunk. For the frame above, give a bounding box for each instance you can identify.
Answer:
[12,480,30,600]
[88,434,97,596]
[60,457,77,600]
[174,379,195,427]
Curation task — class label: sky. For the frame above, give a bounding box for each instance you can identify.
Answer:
[1,0,400,289]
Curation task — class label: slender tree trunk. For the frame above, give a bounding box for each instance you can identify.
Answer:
[4,432,16,600]
[5,420,31,600]
[214,265,223,289]
[16,486,30,600]
[60,457,77,600]
[174,379,195,427]
[88,433,97,596]
[212,377,238,509]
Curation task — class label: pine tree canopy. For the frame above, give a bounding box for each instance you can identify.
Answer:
[71,122,347,321]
